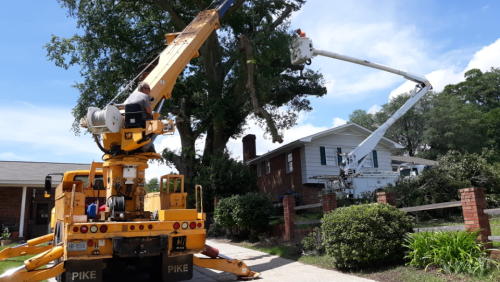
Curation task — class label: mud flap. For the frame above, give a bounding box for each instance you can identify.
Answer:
[65,259,103,282]
[162,254,193,282]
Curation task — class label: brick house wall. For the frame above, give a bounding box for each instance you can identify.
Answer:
[0,187,33,236]
[255,147,322,204]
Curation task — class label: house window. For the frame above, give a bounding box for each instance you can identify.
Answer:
[326,148,337,166]
[257,163,262,177]
[360,150,379,168]
[266,160,271,174]
[364,152,373,167]
[320,147,341,166]
[286,152,293,173]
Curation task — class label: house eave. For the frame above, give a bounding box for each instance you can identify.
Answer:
[245,140,307,165]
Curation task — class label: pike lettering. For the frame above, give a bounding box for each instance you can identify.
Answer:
[167,264,189,273]
[70,271,97,280]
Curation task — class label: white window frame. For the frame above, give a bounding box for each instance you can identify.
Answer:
[257,163,262,177]
[325,147,338,166]
[266,160,271,174]
[286,152,293,173]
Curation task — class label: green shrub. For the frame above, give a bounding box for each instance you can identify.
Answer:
[404,230,499,276]
[301,227,325,255]
[214,193,273,237]
[1,228,10,240]
[193,150,257,212]
[322,203,413,269]
[207,221,225,237]
[386,149,500,211]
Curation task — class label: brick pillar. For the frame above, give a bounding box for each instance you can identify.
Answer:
[214,197,221,210]
[460,188,491,246]
[377,192,396,206]
[283,195,296,241]
[322,193,337,214]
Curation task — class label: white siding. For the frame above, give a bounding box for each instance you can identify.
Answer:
[301,129,395,184]
[300,145,307,183]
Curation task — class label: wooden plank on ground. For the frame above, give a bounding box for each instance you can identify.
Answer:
[294,219,322,225]
[488,236,500,242]
[413,225,465,233]
[293,203,323,210]
[484,208,500,215]
[401,201,462,212]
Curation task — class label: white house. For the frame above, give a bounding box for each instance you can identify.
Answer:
[243,123,404,203]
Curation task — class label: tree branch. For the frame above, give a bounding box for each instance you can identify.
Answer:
[151,0,187,30]
[220,0,246,22]
[162,106,182,115]
[268,5,293,32]
[239,34,283,143]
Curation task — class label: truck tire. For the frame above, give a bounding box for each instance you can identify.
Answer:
[148,255,162,282]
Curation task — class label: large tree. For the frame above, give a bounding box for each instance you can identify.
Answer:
[443,68,500,112]
[348,92,433,156]
[45,0,326,192]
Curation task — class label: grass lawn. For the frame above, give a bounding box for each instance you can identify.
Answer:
[414,215,500,247]
[234,214,500,282]
[239,241,500,282]
[0,244,29,275]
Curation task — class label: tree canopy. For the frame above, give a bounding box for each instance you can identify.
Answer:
[348,92,433,156]
[46,0,326,192]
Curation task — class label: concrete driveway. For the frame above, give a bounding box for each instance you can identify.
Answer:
[49,239,374,282]
[191,239,375,282]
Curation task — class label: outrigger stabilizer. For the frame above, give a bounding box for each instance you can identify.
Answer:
[0,239,259,282]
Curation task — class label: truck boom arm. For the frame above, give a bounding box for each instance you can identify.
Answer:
[143,0,236,111]
[291,35,432,172]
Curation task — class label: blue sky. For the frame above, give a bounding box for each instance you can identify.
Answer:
[1,0,500,179]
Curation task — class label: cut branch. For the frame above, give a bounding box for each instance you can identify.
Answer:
[239,34,283,143]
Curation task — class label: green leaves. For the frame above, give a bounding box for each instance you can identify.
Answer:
[347,67,500,159]
[404,230,499,276]
[386,149,500,210]
[193,150,256,212]
[322,203,413,269]
[213,193,273,236]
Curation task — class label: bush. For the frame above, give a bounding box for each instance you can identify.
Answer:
[193,150,257,212]
[207,221,225,237]
[387,149,500,209]
[214,193,273,237]
[404,230,499,276]
[322,203,413,269]
[301,227,325,255]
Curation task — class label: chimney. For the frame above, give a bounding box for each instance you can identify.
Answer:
[242,134,256,162]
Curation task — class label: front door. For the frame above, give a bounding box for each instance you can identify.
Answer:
[32,202,50,237]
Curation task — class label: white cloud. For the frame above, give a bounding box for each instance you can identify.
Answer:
[0,152,26,161]
[300,6,433,100]
[226,113,329,159]
[389,38,500,100]
[466,38,500,71]
[0,102,100,161]
[367,104,382,114]
[332,117,347,127]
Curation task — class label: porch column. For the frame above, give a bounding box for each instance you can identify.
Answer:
[19,186,27,238]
